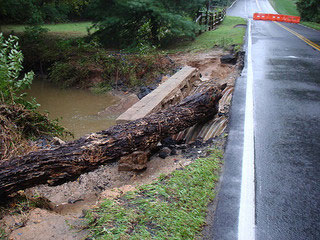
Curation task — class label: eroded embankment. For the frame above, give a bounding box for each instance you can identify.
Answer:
[0,49,244,240]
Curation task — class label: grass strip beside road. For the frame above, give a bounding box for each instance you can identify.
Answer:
[86,149,223,239]
[269,0,299,16]
[300,22,320,31]
[268,0,320,31]
[165,16,247,53]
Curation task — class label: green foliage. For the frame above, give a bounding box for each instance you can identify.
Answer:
[90,52,174,89]
[0,0,92,24]
[23,25,49,43]
[88,0,209,48]
[17,30,173,90]
[0,33,70,154]
[86,148,223,239]
[296,0,320,23]
[0,227,6,240]
[49,61,89,88]
[164,16,246,53]
[19,25,59,75]
[1,22,94,37]
[0,33,36,108]
[91,82,112,94]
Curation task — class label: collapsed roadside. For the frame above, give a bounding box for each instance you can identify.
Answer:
[0,16,247,239]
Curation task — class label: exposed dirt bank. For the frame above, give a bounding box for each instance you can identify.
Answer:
[0,49,243,240]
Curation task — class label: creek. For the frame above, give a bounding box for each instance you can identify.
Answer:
[27,80,120,139]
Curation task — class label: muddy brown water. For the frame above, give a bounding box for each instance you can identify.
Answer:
[26,80,120,139]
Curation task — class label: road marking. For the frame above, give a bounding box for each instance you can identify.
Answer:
[274,22,320,52]
[238,19,256,240]
[255,0,262,12]
[228,0,238,10]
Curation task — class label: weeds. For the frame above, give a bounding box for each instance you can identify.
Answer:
[0,227,7,240]
[0,104,71,162]
[86,148,223,239]
[91,82,112,94]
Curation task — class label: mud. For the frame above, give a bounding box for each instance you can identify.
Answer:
[0,49,242,240]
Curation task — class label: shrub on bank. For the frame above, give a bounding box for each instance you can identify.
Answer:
[0,33,70,161]
[18,27,175,90]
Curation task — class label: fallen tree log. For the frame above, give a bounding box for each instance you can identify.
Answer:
[0,86,224,197]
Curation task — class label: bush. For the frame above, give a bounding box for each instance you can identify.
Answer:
[0,0,92,24]
[297,0,320,23]
[88,0,205,49]
[49,61,89,88]
[0,33,70,161]
[0,33,35,108]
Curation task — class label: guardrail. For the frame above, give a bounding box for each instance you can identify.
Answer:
[253,13,300,23]
[196,8,226,34]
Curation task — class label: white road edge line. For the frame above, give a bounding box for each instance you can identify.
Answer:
[255,0,262,12]
[238,19,256,240]
[228,0,238,10]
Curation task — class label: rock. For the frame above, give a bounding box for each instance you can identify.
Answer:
[220,54,237,65]
[170,149,178,155]
[67,199,83,204]
[159,147,171,159]
[161,137,177,148]
[118,151,150,171]
[148,84,158,90]
[52,137,66,146]
[138,86,152,99]
[192,138,204,148]
[178,144,188,150]
[176,149,182,155]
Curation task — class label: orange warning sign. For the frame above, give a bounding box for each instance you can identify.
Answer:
[253,13,300,23]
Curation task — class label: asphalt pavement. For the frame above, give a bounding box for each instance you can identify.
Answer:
[205,0,320,239]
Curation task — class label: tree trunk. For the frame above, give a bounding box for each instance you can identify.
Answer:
[0,86,224,197]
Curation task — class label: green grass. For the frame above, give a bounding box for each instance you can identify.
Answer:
[269,0,300,16]
[269,0,320,31]
[300,22,320,31]
[0,22,95,37]
[165,16,247,53]
[86,148,223,240]
[0,227,7,240]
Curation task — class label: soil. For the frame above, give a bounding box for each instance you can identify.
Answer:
[169,49,239,85]
[0,49,243,240]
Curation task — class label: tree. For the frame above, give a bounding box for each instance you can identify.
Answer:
[88,0,209,48]
[296,0,320,23]
[0,0,91,24]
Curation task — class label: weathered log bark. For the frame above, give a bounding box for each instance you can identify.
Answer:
[0,86,223,197]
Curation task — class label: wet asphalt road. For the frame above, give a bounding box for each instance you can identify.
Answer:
[207,0,320,239]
